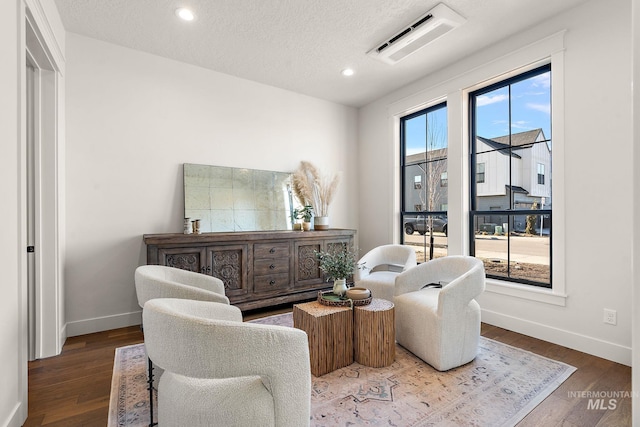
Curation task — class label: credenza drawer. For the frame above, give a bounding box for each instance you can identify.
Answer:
[254,243,290,259]
[254,273,290,292]
[254,258,289,276]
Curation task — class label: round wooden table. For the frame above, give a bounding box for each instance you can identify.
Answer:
[353,298,395,367]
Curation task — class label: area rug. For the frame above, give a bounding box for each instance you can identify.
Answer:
[108,312,575,426]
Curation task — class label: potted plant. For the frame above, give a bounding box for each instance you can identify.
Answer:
[291,208,302,230]
[300,205,313,231]
[315,246,358,297]
[291,205,313,231]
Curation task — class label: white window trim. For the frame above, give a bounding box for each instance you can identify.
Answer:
[485,278,567,306]
[463,37,566,305]
[389,31,567,306]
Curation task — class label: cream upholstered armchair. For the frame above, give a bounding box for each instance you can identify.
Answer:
[143,298,311,427]
[353,244,417,302]
[394,256,485,371]
[134,264,229,308]
[134,264,230,424]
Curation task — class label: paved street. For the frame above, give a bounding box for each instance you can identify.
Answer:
[404,232,550,265]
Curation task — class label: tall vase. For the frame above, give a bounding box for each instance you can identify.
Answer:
[314,216,329,230]
[333,278,347,297]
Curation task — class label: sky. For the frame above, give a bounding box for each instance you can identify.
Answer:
[404,70,551,156]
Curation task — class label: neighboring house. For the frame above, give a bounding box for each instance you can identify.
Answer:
[475,128,551,211]
[405,148,448,213]
[405,129,551,231]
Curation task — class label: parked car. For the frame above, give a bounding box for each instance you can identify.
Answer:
[404,216,448,236]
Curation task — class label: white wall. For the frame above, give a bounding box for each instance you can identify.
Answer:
[64,33,359,335]
[632,0,640,421]
[358,0,633,365]
[1,1,25,424]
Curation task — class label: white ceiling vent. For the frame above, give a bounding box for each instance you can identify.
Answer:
[367,3,466,65]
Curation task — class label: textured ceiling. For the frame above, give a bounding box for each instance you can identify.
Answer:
[53,0,590,107]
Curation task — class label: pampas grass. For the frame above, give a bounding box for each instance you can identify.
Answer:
[293,161,340,217]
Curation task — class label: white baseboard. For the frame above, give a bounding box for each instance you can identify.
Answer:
[3,401,25,427]
[59,322,67,351]
[65,310,142,337]
[482,308,631,366]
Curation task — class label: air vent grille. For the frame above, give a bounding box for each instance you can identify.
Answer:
[411,13,433,29]
[367,3,465,65]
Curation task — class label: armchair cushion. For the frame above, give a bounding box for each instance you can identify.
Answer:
[159,373,275,427]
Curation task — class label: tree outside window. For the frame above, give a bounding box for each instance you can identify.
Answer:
[401,103,448,262]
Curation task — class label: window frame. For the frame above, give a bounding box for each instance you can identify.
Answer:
[469,63,552,288]
[400,102,448,262]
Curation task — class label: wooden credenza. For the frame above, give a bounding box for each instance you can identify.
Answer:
[143,229,356,311]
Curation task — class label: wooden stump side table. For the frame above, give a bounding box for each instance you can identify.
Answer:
[353,298,395,367]
[292,301,353,376]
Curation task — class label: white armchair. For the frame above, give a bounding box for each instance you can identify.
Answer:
[134,264,230,424]
[354,244,417,301]
[143,298,311,427]
[134,264,229,308]
[394,256,485,371]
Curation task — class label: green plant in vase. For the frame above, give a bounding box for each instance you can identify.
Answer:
[315,246,359,297]
[292,205,314,231]
[300,205,313,231]
[291,208,302,230]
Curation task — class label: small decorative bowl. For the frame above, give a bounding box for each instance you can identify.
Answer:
[346,287,371,300]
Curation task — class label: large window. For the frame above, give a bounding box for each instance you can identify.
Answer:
[470,64,552,287]
[400,103,448,263]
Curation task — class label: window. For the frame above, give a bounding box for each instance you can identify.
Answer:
[414,176,422,189]
[537,163,545,185]
[470,64,552,287]
[401,103,448,263]
[476,163,485,183]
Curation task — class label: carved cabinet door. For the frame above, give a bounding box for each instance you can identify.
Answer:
[293,240,324,288]
[206,245,249,298]
[158,247,207,273]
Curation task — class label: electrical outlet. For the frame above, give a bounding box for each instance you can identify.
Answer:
[604,309,617,325]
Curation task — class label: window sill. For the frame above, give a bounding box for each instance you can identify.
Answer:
[484,278,567,306]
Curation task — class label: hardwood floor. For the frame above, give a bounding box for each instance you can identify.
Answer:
[24,307,631,426]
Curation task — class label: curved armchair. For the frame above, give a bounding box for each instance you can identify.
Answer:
[354,244,417,301]
[135,264,230,424]
[394,256,485,371]
[143,298,311,427]
[134,264,229,308]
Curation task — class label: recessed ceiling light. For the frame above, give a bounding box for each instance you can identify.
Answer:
[341,68,355,77]
[176,8,195,21]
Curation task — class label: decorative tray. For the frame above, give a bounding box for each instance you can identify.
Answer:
[317,290,372,307]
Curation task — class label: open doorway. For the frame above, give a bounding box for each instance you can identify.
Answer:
[24,8,64,359]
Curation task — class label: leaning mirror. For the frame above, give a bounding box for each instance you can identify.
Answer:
[183,163,296,232]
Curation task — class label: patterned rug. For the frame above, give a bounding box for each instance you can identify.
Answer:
[109,312,575,426]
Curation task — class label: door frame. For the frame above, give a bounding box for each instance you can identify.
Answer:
[22,0,65,359]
